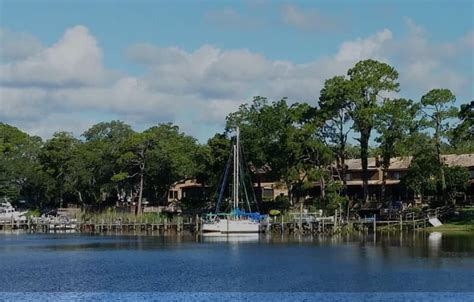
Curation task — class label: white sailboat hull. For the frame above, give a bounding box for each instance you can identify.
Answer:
[202,219,260,234]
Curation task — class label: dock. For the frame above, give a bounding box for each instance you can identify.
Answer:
[0,206,452,235]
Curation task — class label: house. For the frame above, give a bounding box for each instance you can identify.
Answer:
[167,179,210,203]
[165,154,474,206]
[338,154,474,202]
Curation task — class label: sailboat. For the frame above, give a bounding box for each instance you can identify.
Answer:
[202,127,266,234]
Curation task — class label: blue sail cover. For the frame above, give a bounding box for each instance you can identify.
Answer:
[230,208,267,221]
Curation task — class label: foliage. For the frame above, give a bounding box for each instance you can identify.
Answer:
[420,89,458,194]
[375,98,419,201]
[450,100,473,152]
[1,60,472,215]
[401,148,439,203]
[444,166,469,202]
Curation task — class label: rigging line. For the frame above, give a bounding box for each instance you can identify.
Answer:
[239,143,260,213]
[215,151,233,214]
[239,160,252,213]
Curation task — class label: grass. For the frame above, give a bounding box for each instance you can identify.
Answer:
[80,210,170,224]
[426,206,474,233]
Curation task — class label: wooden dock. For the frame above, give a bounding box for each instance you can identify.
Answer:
[0,206,452,235]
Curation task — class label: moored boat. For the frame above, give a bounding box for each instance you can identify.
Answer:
[202,127,266,235]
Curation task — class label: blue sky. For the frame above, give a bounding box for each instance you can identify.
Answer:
[0,0,473,141]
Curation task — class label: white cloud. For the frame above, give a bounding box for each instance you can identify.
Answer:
[336,29,393,62]
[394,19,473,94]
[0,25,110,88]
[0,23,472,141]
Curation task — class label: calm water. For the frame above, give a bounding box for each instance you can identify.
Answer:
[0,231,473,301]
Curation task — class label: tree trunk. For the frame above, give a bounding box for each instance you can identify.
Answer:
[77,191,83,204]
[137,169,144,215]
[320,175,326,200]
[287,182,293,205]
[434,124,446,203]
[381,167,387,204]
[360,128,371,203]
[341,156,347,195]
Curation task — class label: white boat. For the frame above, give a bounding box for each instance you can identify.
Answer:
[202,127,265,235]
[203,216,260,234]
[0,201,27,222]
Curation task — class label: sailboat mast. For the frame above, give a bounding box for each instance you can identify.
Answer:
[236,127,240,211]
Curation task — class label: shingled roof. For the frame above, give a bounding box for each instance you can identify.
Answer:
[344,154,474,170]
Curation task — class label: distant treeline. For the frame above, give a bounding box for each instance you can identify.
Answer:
[1,59,472,213]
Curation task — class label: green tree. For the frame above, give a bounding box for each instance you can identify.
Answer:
[401,149,438,203]
[450,100,473,153]
[40,132,80,207]
[319,75,352,192]
[444,166,469,203]
[420,89,458,199]
[82,121,134,207]
[375,98,419,202]
[0,123,43,204]
[347,59,400,202]
[113,123,201,214]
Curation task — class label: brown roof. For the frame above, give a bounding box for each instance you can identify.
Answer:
[345,158,379,170]
[442,154,474,168]
[344,154,474,171]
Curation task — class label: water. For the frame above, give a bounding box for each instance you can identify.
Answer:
[0,232,473,301]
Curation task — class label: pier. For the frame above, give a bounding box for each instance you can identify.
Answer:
[0,206,452,235]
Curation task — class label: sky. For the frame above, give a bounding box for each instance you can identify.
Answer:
[0,0,473,142]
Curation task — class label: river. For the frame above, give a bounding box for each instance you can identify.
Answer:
[0,231,473,301]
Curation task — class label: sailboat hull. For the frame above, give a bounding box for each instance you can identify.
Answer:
[202,219,261,234]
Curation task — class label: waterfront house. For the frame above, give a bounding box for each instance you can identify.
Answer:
[337,154,474,203]
[165,154,474,207]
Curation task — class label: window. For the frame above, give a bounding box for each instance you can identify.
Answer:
[262,188,274,198]
[345,173,352,181]
[169,190,178,199]
[470,170,474,179]
[392,172,401,180]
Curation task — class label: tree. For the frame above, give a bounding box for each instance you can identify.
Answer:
[450,100,473,153]
[226,97,291,203]
[319,76,352,192]
[401,148,438,203]
[112,123,201,215]
[444,166,469,203]
[227,97,332,206]
[40,132,80,207]
[347,59,400,202]
[203,133,231,193]
[82,121,134,207]
[420,89,457,199]
[144,124,201,204]
[0,124,56,209]
[375,98,419,202]
[113,132,154,215]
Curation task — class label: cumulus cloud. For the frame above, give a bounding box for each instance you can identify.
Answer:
[394,19,473,94]
[336,29,393,62]
[0,25,110,88]
[0,23,472,141]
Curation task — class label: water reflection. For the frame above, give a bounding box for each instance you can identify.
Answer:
[0,232,473,293]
